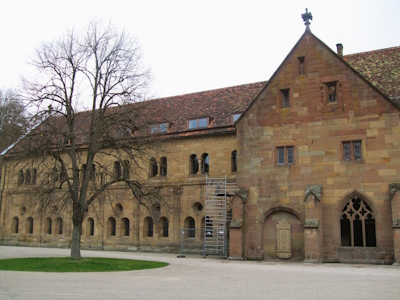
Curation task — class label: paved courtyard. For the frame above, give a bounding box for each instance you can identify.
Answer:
[0,246,399,300]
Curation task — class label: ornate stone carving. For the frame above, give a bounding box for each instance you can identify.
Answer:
[393,218,400,228]
[229,220,243,228]
[389,183,400,200]
[276,219,292,259]
[304,219,319,228]
[305,185,322,201]
[235,188,249,203]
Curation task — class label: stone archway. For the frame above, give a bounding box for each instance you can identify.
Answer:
[262,211,304,260]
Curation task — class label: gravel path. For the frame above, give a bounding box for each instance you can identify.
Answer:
[1,246,399,300]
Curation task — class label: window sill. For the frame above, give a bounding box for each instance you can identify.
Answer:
[341,159,364,164]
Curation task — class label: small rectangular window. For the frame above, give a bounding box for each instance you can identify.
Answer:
[343,141,362,161]
[189,119,198,129]
[151,123,168,134]
[277,146,295,165]
[198,118,208,128]
[188,118,208,129]
[282,90,290,109]
[326,82,337,103]
[277,148,285,165]
[159,123,168,133]
[298,57,305,75]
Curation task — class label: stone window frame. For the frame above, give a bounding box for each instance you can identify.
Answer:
[107,217,116,237]
[189,154,199,175]
[86,217,95,236]
[298,56,306,76]
[45,217,52,235]
[144,217,154,238]
[275,146,295,165]
[149,158,158,177]
[158,216,169,238]
[325,81,338,104]
[340,196,376,247]
[280,88,291,109]
[200,153,209,174]
[231,150,237,172]
[341,140,362,161]
[11,216,19,234]
[160,157,167,176]
[56,217,63,235]
[121,218,130,237]
[26,217,34,235]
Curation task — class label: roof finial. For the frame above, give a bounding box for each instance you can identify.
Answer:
[301,8,313,32]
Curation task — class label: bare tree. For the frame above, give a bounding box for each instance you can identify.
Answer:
[9,20,170,259]
[0,89,27,153]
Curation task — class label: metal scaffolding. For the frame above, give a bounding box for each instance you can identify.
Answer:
[203,175,236,257]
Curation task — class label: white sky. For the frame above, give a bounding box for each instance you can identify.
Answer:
[1,0,400,99]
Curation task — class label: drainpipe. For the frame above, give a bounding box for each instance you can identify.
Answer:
[242,199,246,259]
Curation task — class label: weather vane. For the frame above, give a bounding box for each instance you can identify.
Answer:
[301,8,313,31]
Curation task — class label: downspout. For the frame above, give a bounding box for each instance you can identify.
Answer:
[0,160,7,242]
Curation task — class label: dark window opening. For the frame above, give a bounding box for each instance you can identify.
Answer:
[27,217,33,234]
[343,141,362,161]
[188,218,195,238]
[149,158,158,177]
[327,82,337,103]
[25,170,31,185]
[281,89,290,109]
[146,217,153,237]
[87,218,95,236]
[340,197,376,247]
[231,150,237,172]
[160,157,167,176]
[12,217,19,234]
[277,146,294,165]
[108,217,116,236]
[122,218,129,237]
[123,160,130,179]
[201,153,209,174]
[299,57,305,75]
[114,161,122,179]
[56,217,63,235]
[190,154,199,174]
[18,170,24,186]
[45,217,52,235]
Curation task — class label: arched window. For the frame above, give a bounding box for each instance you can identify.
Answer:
[12,217,19,234]
[45,217,52,235]
[201,153,209,174]
[52,167,58,183]
[56,217,63,235]
[115,203,123,214]
[184,217,195,238]
[91,164,96,181]
[231,150,237,172]
[18,170,24,186]
[159,217,169,238]
[108,217,116,236]
[121,218,130,237]
[32,169,37,185]
[189,154,198,174]
[149,158,158,177]
[123,160,130,179]
[86,218,94,236]
[81,164,87,182]
[340,197,376,247]
[160,157,167,176]
[25,170,31,185]
[26,217,33,234]
[144,217,153,237]
[114,161,122,180]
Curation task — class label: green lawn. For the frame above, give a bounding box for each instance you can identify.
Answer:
[0,257,168,272]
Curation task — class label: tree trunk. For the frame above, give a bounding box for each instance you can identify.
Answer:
[71,221,82,259]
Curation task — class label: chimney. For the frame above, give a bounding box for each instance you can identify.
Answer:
[336,43,343,57]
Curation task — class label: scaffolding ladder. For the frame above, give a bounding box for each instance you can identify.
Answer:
[203,175,236,257]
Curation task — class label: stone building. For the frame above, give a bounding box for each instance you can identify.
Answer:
[1,14,400,264]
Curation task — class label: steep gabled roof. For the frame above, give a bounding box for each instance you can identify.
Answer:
[344,46,400,100]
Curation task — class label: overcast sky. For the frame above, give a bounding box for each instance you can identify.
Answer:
[1,0,400,99]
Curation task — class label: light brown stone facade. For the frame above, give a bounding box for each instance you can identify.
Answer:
[231,31,400,264]
[1,29,400,264]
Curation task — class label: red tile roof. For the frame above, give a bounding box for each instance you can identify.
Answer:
[146,81,266,137]
[344,46,400,99]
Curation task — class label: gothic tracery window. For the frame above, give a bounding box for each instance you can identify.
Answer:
[340,197,376,247]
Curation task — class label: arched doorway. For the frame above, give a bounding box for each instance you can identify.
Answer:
[262,211,304,260]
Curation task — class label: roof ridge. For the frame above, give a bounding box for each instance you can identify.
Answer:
[151,81,267,101]
[344,45,400,57]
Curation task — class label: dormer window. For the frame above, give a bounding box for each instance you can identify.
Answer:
[233,113,241,123]
[188,117,208,130]
[151,123,168,134]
